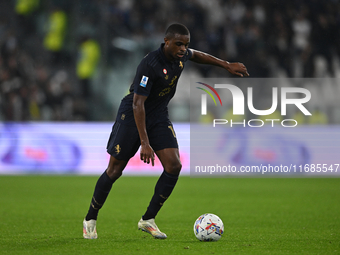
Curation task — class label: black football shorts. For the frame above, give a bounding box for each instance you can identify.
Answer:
[106,120,178,161]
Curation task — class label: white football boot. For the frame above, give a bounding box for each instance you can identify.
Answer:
[138,218,167,239]
[83,219,98,239]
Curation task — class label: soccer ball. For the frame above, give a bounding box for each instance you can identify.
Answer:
[193,213,224,241]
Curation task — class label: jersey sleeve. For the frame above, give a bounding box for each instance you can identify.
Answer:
[132,59,155,97]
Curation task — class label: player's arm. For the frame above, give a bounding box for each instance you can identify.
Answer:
[189,49,249,77]
[133,93,155,166]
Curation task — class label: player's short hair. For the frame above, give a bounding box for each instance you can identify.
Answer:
[165,24,190,39]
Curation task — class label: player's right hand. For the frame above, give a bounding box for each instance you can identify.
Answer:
[140,144,155,166]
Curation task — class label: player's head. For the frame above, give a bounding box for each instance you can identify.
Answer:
[164,24,190,61]
[165,24,190,39]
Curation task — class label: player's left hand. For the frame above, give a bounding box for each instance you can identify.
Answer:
[226,62,249,77]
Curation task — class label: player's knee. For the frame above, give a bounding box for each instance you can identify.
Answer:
[167,161,182,175]
[106,167,123,181]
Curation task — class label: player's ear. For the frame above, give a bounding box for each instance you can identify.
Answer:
[164,37,169,46]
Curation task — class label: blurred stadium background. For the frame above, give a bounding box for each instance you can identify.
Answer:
[1,0,340,174]
[1,0,340,122]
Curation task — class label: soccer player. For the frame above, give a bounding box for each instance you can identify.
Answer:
[83,23,249,239]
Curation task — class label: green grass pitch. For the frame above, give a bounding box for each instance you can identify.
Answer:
[0,176,339,254]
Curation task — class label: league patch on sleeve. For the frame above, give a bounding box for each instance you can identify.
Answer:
[140,76,149,87]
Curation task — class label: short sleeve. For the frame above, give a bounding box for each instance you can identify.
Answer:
[132,59,155,97]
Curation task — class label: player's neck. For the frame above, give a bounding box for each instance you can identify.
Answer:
[162,46,175,62]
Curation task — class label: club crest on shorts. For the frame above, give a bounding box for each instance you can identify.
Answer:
[115,144,121,154]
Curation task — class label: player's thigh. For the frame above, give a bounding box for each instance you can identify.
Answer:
[105,155,128,180]
[155,148,182,175]
[148,121,178,152]
[155,148,182,174]
[148,121,181,174]
[106,122,140,161]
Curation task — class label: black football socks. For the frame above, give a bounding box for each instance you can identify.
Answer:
[85,171,114,221]
[142,170,179,220]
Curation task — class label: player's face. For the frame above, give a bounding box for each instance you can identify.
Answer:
[164,34,190,61]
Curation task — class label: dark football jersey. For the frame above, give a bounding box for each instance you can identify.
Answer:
[116,43,192,127]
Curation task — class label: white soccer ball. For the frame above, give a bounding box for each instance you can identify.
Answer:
[193,213,224,241]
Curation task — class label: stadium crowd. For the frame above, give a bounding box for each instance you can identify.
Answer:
[0,0,339,121]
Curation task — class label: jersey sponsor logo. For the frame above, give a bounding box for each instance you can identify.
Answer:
[169,75,178,87]
[140,76,149,87]
[159,88,171,96]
